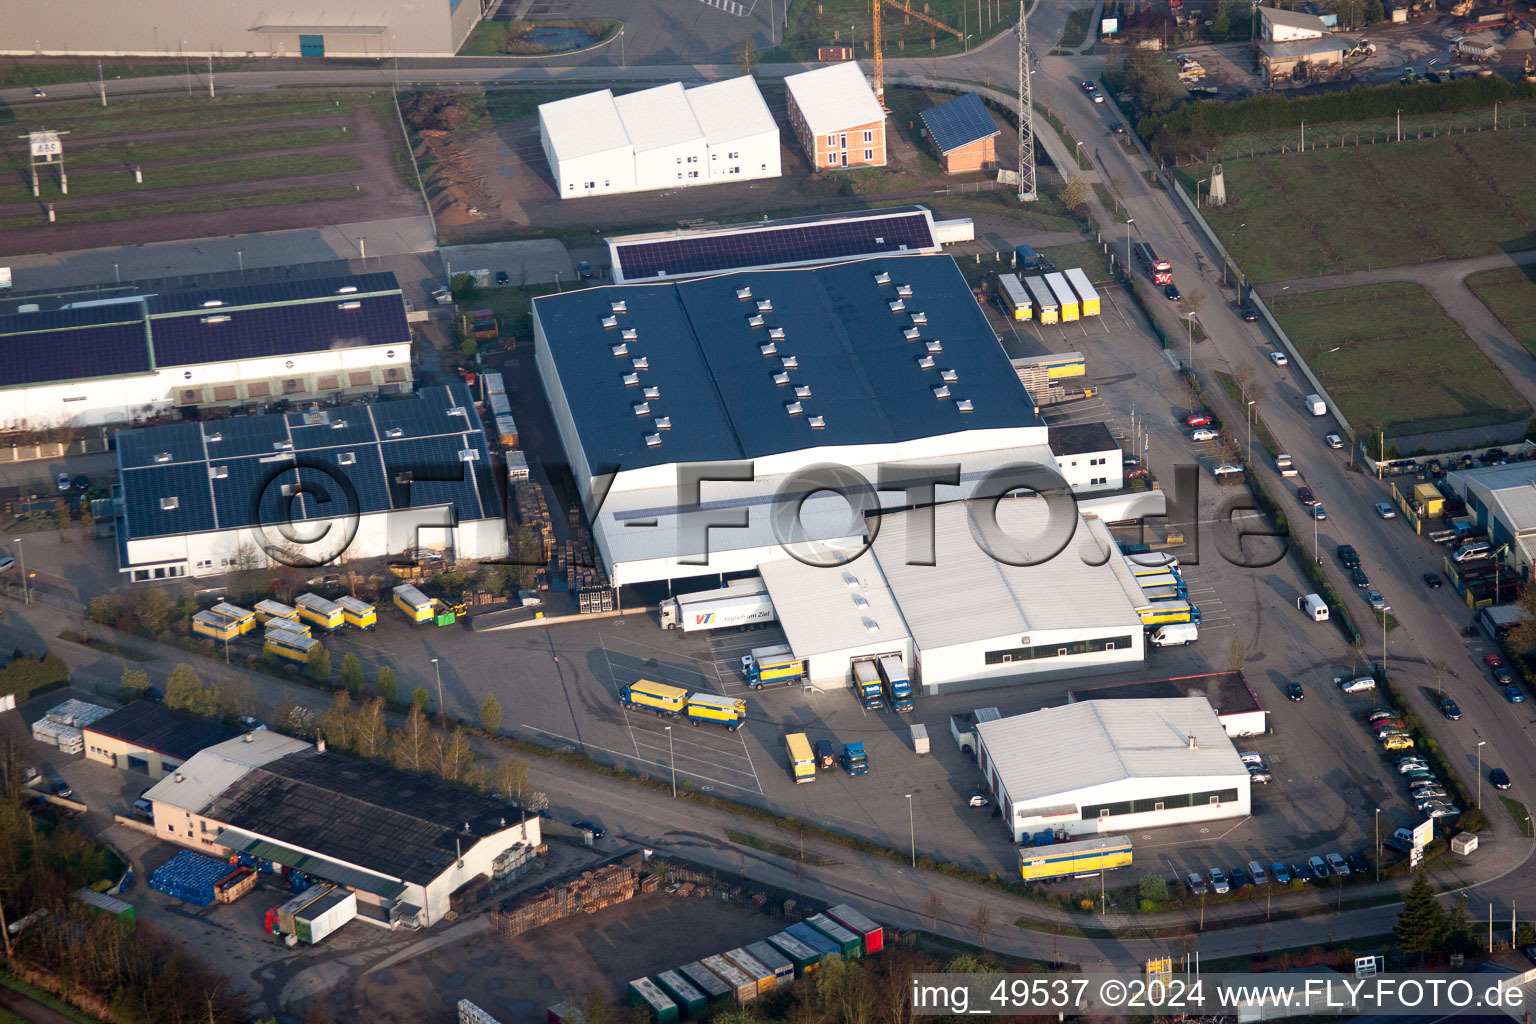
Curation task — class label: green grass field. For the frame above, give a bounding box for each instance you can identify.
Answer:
[0,58,240,90]
[1057,6,1095,49]
[1188,131,1536,283]
[60,125,349,170]
[1269,282,1528,435]
[765,0,1019,63]
[1468,267,1536,358]
[0,185,358,233]
[0,93,381,138]
[6,153,361,204]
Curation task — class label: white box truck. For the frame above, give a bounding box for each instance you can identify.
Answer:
[1306,394,1327,416]
[660,579,775,632]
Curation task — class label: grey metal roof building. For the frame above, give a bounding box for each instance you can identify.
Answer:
[0,273,412,429]
[114,383,507,581]
[1050,422,1118,457]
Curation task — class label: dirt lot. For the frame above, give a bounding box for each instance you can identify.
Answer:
[348,889,797,1022]
[417,84,1013,245]
[0,94,423,257]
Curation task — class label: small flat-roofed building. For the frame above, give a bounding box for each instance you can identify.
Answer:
[83,701,244,779]
[538,89,638,199]
[1259,36,1346,84]
[1069,671,1267,738]
[918,93,1001,173]
[142,730,312,848]
[1444,462,1536,578]
[784,62,887,170]
[975,697,1250,842]
[757,557,913,693]
[1258,6,1327,41]
[1050,421,1123,493]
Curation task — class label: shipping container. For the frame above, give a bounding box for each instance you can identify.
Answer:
[264,616,311,639]
[766,930,822,974]
[482,371,506,398]
[1023,276,1059,324]
[722,948,775,993]
[264,630,319,664]
[805,913,862,958]
[744,941,795,984]
[276,884,335,936]
[254,599,298,623]
[210,602,257,634]
[785,921,841,961]
[295,593,344,631]
[654,970,707,1019]
[677,961,732,1002]
[489,392,512,418]
[193,609,242,643]
[1063,267,1101,317]
[825,904,884,954]
[627,977,680,1023]
[997,273,1033,321]
[295,887,357,944]
[393,584,437,623]
[1044,272,1080,322]
[700,955,757,1003]
[335,596,377,629]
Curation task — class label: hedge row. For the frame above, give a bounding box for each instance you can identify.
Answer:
[1144,76,1536,144]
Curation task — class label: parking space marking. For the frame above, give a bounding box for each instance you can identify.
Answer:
[522,725,762,794]
[598,636,644,759]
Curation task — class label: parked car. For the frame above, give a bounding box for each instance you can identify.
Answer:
[1186,872,1208,895]
[1297,486,1317,506]
[1107,121,1125,134]
[1185,413,1213,427]
[1506,685,1525,704]
[56,473,70,491]
[1291,862,1310,884]
[1241,307,1258,322]
[1367,590,1389,612]
[1424,572,1443,588]
[0,555,12,573]
[1325,434,1344,449]
[1385,828,1416,852]
[1495,666,1515,685]
[1326,853,1350,876]
[1485,653,1505,669]
[1424,804,1461,819]
[1163,283,1181,301]
[1239,752,1264,766]
[1347,852,1370,875]
[1126,467,1149,480]
[1271,862,1291,884]
[578,260,594,279]
[1396,756,1429,771]
[1350,567,1369,588]
[51,777,73,799]
[1374,502,1397,519]
[1371,709,1404,723]
[1440,697,1462,720]
[1384,735,1416,750]
[495,270,509,285]
[968,793,990,807]
[1268,350,1288,365]
[1208,867,1230,894]
[1338,676,1376,693]
[1247,861,1269,885]
[72,474,89,491]
[1247,766,1272,784]
[1312,505,1328,520]
[32,87,46,98]
[1080,79,1097,93]
[1491,768,1512,790]
[1191,428,1219,442]
[1524,945,1536,967]
[572,819,606,839]
[1231,866,1249,888]
[1287,681,1305,701]
[1307,856,1330,880]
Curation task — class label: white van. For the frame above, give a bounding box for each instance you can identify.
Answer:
[1298,593,1329,621]
[1276,453,1298,477]
[1453,542,1492,563]
[1305,394,1327,416]
[1150,622,1199,647]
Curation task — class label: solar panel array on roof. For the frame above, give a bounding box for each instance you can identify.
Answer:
[116,384,500,542]
[612,210,937,282]
[919,92,1001,154]
[0,273,406,389]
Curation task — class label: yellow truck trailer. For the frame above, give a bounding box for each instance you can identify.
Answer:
[264,630,319,664]
[785,732,816,784]
[193,610,242,644]
[295,593,344,632]
[264,616,311,639]
[253,599,298,623]
[1019,836,1132,881]
[335,596,377,630]
[620,679,689,717]
[210,603,256,634]
[392,584,436,623]
[686,694,747,731]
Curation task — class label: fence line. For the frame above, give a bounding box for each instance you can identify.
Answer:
[1174,117,1533,166]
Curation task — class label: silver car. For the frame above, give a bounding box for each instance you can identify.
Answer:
[1326,853,1350,876]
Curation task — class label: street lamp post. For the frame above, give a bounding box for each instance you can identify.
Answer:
[359,236,367,261]
[235,250,243,274]
[1478,741,1487,809]
[112,262,120,284]
[431,657,444,723]
[1125,218,1135,270]
[665,725,676,798]
[1075,141,1083,170]
[905,793,915,867]
[1374,808,1381,882]
[15,539,25,605]
[1247,399,1256,466]
[1196,177,1208,208]
[1187,314,1195,369]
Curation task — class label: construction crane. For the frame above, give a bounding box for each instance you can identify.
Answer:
[872,0,963,105]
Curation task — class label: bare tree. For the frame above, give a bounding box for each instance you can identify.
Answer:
[438,727,474,782]
[390,703,433,773]
[925,890,945,932]
[972,901,993,951]
[1231,363,1255,400]
[351,697,388,759]
[1228,634,1249,673]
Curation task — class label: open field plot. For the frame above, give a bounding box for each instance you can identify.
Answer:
[0,92,421,254]
[1270,282,1527,435]
[0,57,242,89]
[1198,101,1536,163]
[1468,267,1536,358]
[1190,131,1536,283]
[766,0,1017,62]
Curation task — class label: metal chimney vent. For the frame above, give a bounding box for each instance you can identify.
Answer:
[622,372,640,386]
[940,369,958,383]
[632,356,649,370]
[932,385,952,400]
[773,372,791,385]
[601,315,618,328]
[861,616,880,633]
[888,299,906,313]
[735,286,753,300]
[760,342,778,356]
[903,327,921,341]
[911,312,928,325]
[611,343,628,357]
[643,386,660,400]
[873,271,891,284]
[808,415,826,429]
[768,327,785,341]
[896,284,913,297]
[654,416,671,430]
[794,385,812,399]
[633,402,651,417]
[756,299,773,312]
[917,355,936,369]
[644,433,662,447]
[610,300,627,313]
[621,327,638,341]
[747,314,765,327]
[785,401,803,416]
[781,356,798,369]
[926,340,943,353]
[957,399,974,413]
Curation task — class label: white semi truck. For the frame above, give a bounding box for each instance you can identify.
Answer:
[659,578,776,632]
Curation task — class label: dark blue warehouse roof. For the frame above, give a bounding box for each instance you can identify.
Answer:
[116,384,501,542]
[0,273,408,389]
[533,254,1039,474]
[919,93,1001,154]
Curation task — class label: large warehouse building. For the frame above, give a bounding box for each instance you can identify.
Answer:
[145,736,541,928]
[539,78,780,200]
[975,697,1250,842]
[2,0,482,58]
[531,253,1052,588]
[113,383,505,581]
[0,273,413,429]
